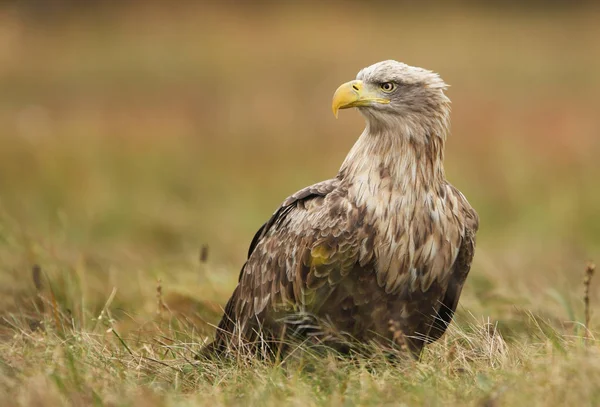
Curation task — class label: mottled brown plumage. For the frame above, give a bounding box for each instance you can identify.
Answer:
[207,60,478,358]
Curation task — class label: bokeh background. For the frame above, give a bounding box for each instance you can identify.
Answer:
[0,1,599,338]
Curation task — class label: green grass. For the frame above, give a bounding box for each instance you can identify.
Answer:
[0,3,599,406]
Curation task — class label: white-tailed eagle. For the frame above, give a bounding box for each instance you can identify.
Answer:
[206,60,479,358]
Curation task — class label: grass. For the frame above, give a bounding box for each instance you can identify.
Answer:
[0,2,599,406]
[2,291,599,406]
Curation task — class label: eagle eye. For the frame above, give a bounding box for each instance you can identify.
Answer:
[380,82,396,93]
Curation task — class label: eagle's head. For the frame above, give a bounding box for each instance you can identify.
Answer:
[332,60,450,135]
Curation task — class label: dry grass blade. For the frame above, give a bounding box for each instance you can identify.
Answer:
[31,264,43,292]
[200,245,209,264]
[95,287,117,330]
[584,261,596,343]
[156,279,169,317]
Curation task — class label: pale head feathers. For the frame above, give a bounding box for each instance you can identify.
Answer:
[354,60,451,140]
[357,60,448,90]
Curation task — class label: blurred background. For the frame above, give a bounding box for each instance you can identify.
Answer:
[0,1,598,337]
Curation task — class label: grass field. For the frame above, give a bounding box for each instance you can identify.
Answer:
[0,3,599,406]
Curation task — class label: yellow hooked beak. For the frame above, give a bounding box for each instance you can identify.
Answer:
[331,80,390,118]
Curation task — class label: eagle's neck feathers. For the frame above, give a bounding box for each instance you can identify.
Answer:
[339,114,448,196]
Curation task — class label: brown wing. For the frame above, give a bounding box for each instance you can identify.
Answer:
[209,178,370,352]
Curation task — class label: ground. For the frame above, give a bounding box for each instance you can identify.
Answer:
[0,3,599,406]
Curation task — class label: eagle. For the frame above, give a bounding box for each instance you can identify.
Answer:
[206,60,479,359]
